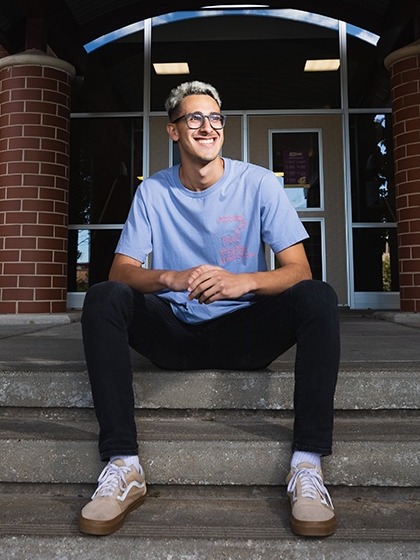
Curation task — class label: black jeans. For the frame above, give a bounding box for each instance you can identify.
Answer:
[81,279,340,461]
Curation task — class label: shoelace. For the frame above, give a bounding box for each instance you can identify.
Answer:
[91,463,131,499]
[287,467,334,509]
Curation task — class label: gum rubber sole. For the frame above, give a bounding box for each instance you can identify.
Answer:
[78,495,147,536]
[290,514,337,537]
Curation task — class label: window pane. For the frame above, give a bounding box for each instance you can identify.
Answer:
[274,221,322,280]
[151,14,340,111]
[272,131,321,209]
[349,114,395,223]
[68,229,90,292]
[303,221,323,281]
[353,228,399,292]
[69,118,142,225]
[347,32,390,109]
[68,229,123,291]
[72,32,144,112]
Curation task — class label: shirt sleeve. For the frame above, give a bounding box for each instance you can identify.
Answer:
[259,171,309,254]
[115,185,152,264]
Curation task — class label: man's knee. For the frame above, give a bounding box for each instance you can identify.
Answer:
[82,281,133,320]
[292,280,338,314]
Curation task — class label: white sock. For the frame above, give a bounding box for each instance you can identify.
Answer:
[110,455,140,472]
[291,451,321,469]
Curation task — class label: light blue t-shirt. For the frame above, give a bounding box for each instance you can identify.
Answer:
[116,158,308,323]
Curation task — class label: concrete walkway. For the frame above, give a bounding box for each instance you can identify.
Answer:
[0,309,419,365]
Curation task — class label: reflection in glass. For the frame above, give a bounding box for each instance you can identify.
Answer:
[69,118,142,225]
[347,29,390,108]
[68,230,90,292]
[353,228,399,292]
[272,131,321,209]
[73,32,144,112]
[77,230,90,290]
[302,221,323,281]
[68,229,89,292]
[67,229,124,291]
[276,221,323,280]
[350,114,395,223]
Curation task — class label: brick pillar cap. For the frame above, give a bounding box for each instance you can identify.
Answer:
[385,39,420,71]
[0,48,76,78]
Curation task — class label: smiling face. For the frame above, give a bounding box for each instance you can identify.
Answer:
[167,94,224,167]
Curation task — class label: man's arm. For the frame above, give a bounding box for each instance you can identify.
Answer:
[187,242,312,303]
[108,253,202,293]
[252,241,312,294]
[109,241,312,302]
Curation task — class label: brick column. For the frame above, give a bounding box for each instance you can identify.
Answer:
[385,41,420,312]
[0,50,75,314]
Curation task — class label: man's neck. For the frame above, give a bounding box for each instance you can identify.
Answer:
[179,157,224,192]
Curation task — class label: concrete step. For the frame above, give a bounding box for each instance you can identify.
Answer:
[0,408,418,486]
[0,484,418,559]
[0,319,420,413]
[1,362,419,411]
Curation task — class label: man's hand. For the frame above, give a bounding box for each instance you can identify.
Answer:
[161,267,207,293]
[187,265,252,304]
[109,242,311,300]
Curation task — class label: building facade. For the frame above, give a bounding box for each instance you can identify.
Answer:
[0,3,419,313]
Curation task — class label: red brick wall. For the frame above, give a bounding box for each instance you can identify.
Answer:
[0,59,73,313]
[387,50,420,312]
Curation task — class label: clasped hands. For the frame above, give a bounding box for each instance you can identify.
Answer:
[170,264,252,304]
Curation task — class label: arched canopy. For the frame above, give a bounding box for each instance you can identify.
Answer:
[0,1,418,73]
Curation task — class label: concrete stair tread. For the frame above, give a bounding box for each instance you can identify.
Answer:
[1,363,419,410]
[0,408,418,441]
[0,409,418,486]
[1,484,419,539]
[0,485,419,559]
[1,315,420,367]
[1,359,420,373]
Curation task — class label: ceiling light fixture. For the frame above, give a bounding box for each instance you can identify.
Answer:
[304,59,340,72]
[153,62,190,75]
[201,5,269,8]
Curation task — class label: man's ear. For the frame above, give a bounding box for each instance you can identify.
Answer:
[167,123,179,142]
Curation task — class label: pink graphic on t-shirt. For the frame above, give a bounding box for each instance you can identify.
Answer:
[218,214,255,264]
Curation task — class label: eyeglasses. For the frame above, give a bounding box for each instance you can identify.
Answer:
[171,112,226,130]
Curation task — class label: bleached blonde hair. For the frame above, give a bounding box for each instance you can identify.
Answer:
[165,81,222,121]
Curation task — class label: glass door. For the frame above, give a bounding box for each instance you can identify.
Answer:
[349,112,399,309]
[249,113,348,307]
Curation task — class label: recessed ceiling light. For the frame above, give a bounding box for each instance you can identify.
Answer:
[201,4,269,8]
[304,59,340,72]
[153,62,190,75]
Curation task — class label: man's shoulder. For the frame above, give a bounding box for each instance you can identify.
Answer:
[143,166,177,185]
[225,159,277,189]
[226,158,273,176]
[136,166,178,198]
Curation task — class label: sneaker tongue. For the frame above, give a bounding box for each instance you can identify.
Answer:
[295,462,318,470]
[111,459,126,467]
